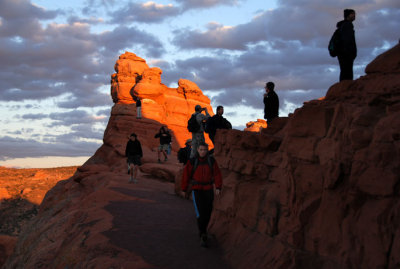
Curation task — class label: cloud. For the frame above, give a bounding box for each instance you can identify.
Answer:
[175,0,241,10]
[0,135,100,160]
[110,2,181,24]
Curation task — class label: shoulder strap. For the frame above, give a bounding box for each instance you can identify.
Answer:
[190,157,199,179]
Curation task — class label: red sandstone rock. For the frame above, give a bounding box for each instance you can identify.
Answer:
[0,235,17,267]
[208,44,400,269]
[244,119,267,132]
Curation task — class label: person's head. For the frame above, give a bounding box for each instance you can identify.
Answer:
[160,125,167,133]
[265,82,275,93]
[216,106,224,116]
[344,9,355,21]
[197,142,209,158]
[185,139,192,147]
[195,104,202,112]
[130,133,137,141]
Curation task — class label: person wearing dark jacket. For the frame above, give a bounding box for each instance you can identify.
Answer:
[206,106,232,144]
[125,133,143,183]
[155,126,172,163]
[263,81,279,123]
[336,9,357,81]
[181,142,222,248]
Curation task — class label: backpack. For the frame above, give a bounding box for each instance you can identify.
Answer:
[189,155,215,179]
[328,28,341,57]
[204,117,213,134]
[187,114,200,133]
[178,147,189,164]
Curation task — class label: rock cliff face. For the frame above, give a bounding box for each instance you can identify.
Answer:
[209,44,400,268]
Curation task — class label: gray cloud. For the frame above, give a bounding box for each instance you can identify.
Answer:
[110,2,181,24]
[175,0,241,10]
[0,135,100,160]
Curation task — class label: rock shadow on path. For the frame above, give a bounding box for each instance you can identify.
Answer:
[103,176,231,269]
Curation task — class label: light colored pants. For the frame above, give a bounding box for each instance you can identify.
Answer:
[190,132,205,158]
[136,107,142,118]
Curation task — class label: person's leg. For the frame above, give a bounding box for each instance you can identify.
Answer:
[157,146,161,162]
[202,189,215,233]
[162,145,168,161]
[190,137,198,158]
[137,107,142,119]
[129,163,134,182]
[133,165,138,183]
[338,56,354,81]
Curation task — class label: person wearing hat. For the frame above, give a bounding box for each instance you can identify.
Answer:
[263,81,279,124]
[190,105,210,158]
[178,139,192,165]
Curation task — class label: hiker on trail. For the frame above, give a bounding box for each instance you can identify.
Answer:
[155,126,172,163]
[136,97,142,119]
[181,142,222,248]
[336,9,357,81]
[188,105,210,158]
[178,139,192,165]
[263,82,279,124]
[125,133,143,183]
[205,105,232,144]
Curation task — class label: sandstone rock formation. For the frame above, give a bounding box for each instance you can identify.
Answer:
[110,52,213,150]
[244,119,267,132]
[208,44,400,268]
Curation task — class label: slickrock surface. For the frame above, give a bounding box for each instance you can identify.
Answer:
[208,44,400,268]
[3,174,231,269]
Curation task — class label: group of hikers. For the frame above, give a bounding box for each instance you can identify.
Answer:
[124,8,358,248]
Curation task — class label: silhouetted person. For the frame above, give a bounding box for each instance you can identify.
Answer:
[181,142,222,248]
[206,106,232,144]
[263,82,279,124]
[337,9,357,81]
[178,139,192,165]
[155,126,171,163]
[189,105,210,158]
[125,133,143,183]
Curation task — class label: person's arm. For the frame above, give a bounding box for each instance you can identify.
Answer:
[181,161,193,192]
[125,141,129,157]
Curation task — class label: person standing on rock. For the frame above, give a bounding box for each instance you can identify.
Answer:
[336,9,357,81]
[125,133,143,183]
[136,97,142,119]
[263,81,279,124]
[205,105,232,144]
[181,142,222,248]
[155,126,172,163]
[188,105,210,158]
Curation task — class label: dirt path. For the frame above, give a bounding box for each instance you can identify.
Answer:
[103,174,231,269]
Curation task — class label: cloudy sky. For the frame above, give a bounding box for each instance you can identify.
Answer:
[0,0,399,167]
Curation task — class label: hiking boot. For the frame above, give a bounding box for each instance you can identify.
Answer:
[128,177,133,183]
[164,157,168,162]
[133,178,138,184]
[158,159,161,163]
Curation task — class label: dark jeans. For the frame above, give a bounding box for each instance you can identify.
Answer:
[192,189,214,235]
[338,55,354,81]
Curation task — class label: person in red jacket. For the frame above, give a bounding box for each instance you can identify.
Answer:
[181,142,222,247]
